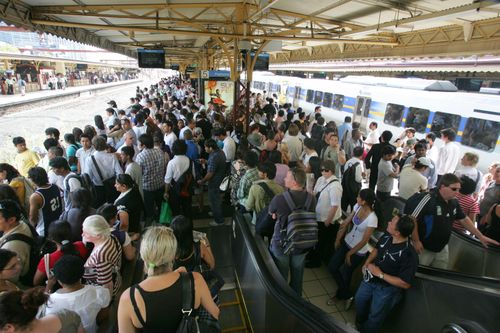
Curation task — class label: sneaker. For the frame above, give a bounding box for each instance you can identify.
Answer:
[344,297,354,311]
[326,296,338,306]
[209,221,224,227]
[207,211,213,217]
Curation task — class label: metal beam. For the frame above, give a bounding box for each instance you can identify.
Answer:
[33,2,242,12]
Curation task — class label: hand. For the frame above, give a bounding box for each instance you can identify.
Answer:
[367,263,382,277]
[163,192,169,200]
[413,240,424,254]
[197,179,204,185]
[479,235,500,248]
[198,158,206,165]
[46,274,57,292]
[174,266,187,273]
[345,250,355,266]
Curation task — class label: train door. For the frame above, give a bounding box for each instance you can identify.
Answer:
[292,85,301,109]
[353,96,372,134]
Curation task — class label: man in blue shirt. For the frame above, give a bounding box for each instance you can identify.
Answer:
[337,116,352,147]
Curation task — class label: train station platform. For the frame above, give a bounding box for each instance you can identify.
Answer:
[0,78,142,115]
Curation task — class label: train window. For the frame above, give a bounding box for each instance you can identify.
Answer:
[299,88,306,101]
[314,91,323,104]
[406,107,430,133]
[323,93,333,108]
[462,117,500,152]
[294,86,301,100]
[287,86,295,98]
[306,89,314,103]
[430,112,461,136]
[333,94,344,110]
[384,103,405,127]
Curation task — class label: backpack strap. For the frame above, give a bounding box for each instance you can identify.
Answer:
[2,233,34,248]
[258,182,275,200]
[91,156,104,182]
[317,178,338,196]
[130,285,147,328]
[180,272,195,316]
[282,191,297,211]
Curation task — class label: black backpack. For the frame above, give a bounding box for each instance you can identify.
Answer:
[341,162,361,199]
[1,221,51,286]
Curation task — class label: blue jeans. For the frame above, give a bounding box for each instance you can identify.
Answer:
[327,242,366,299]
[207,187,223,224]
[355,280,402,333]
[270,248,306,296]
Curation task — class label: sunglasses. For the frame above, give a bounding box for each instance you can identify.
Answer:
[448,187,460,192]
[321,168,331,172]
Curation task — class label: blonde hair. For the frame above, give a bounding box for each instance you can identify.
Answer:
[82,215,112,238]
[463,152,479,166]
[140,226,177,276]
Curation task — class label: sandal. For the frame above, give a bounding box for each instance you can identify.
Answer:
[326,296,338,306]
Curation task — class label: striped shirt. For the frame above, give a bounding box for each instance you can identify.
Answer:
[453,192,479,232]
[83,235,122,297]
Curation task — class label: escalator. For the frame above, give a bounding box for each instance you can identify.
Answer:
[222,209,500,333]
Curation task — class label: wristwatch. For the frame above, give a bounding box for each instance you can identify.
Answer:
[379,273,384,280]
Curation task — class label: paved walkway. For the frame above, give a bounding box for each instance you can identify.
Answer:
[0,79,141,108]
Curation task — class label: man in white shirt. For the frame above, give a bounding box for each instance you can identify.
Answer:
[179,118,196,140]
[454,152,483,194]
[282,124,304,166]
[436,128,460,183]
[425,132,439,165]
[117,131,140,157]
[76,134,95,175]
[307,160,342,268]
[215,128,236,163]
[399,157,430,200]
[164,140,192,217]
[162,120,178,153]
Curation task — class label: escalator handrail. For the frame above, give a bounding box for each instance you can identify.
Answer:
[451,228,500,253]
[233,212,355,333]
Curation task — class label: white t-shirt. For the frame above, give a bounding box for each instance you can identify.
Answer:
[164,132,178,151]
[302,151,318,167]
[75,147,95,174]
[164,155,190,183]
[314,175,342,222]
[344,204,378,254]
[223,136,236,162]
[45,285,110,333]
[398,165,428,200]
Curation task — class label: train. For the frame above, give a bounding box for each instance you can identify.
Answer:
[249,72,500,172]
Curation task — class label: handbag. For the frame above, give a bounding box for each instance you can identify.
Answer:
[159,200,173,225]
[91,156,118,203]
[176,272,200,333]
[219,176,230,192]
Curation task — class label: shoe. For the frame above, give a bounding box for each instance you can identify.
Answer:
[209,221,224,227]
[207,211,213,217]
[326,296,338,306]
[344,297,354,311]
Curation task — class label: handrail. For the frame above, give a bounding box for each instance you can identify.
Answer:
[233,211,355,333]
[451,229,500,253]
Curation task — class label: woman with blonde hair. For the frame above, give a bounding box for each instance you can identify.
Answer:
[118,226,219,332]
[82,215,122,299]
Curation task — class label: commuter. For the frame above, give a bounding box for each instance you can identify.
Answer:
[299,138,318,170]
[0,200,33,283]
[164,140,192,218]
[436,128,461,182]
[328,188,378,309]
[114,174,144,234]
[116,131,140,159]
[454,152,482,194]
[12,137,40,178]
[376,145,399,202]
[453,176,480,233]
[245,161,284,215]
[425,132,439,165]
[179,118,196,140]
[64,133,81,173]
[28,167,63,238]
[33,221,89,287]
[0,163,30,210]
[0,249,21,293]
[116,118,137,147]
[60,188,96,242]
[82,215,122,299]
[395,127,416,148]
[136,134,167,224]
[308,160,342,268]
[337,116,352,147]
[198,139,226,226]
[365,130,394,191]
[38,138,58,171]
[479,165,500,221]
[478,162,500,202]
[84,136,122,207]
[119,145,143,198]
[46,146,65,191]
[162,120,178,155]
[405,173,500,269]
[342,147,365,213]
[344,128,364,160]
[229,150,249,207]
[0,288,84,333]
[215,127,236,164]
[282,124,303,167]
[268,168,316,295]
[105,107,117,130]
[46,255,110,333]
[18,77,26,96]
[398,157,430,200]
[237,151,260,211]
[75,134,95,174]
[94,115,107,136]
[403,141,437,189]
[117,226,219,332]
[320,134,346,179]
[354,214,418,333]
[49,157,81,211]
[364,122,379,150]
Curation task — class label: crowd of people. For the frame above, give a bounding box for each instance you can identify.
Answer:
[0,75,499,333]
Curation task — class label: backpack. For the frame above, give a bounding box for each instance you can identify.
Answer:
[65,173,97,204]
[280,191,318,255]
[1,221,51,286]
[177,161,194,198]
[255,182,278,239]
[341,162,361,199]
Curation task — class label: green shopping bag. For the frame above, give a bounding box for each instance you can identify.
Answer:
[159,200,173,225]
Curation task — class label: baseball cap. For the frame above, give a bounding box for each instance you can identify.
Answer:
[417,157,433,168]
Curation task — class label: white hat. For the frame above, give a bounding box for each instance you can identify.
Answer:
[417,157,433,168]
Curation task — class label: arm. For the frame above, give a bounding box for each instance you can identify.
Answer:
[345,227,376,266]
[338,150,346,166]
[367,263,411,289]
[200,242,215,270]
[198,171,214,184]
[194,272,220,319]
[458,217,500,247]
[117,288,138,333]
[335,210,356,248]
[411,218,423,254]
[122,239,136,261]
[118,210,129,231]
[324,206,339,226]
[29,193,42,229]
[479,204,495,226]
[33,267,47,286]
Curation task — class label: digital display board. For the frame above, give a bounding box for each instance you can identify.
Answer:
[137,49,165,68]
[241,51,270,71]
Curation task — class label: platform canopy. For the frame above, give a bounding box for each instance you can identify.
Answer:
[1,0,500,69]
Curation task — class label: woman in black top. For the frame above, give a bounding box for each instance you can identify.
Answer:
[483,203,500,242]
[114,174,144,234]
[117,226,219,333]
